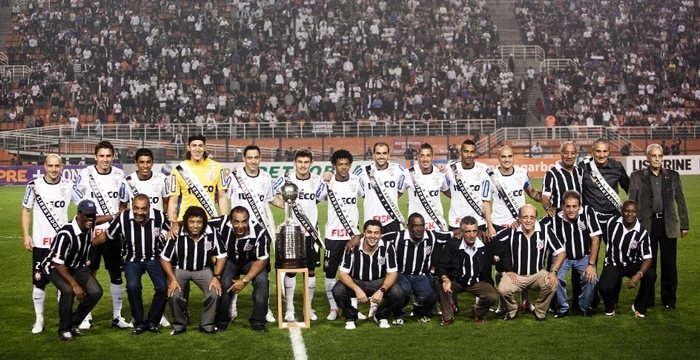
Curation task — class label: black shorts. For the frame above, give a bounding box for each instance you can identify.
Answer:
[33,247,50,288]
[305,235,321,271]
[89,239,123,273]
[323,239,349,278]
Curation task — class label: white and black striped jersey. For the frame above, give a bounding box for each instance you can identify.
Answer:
[317,175,364,241]
[226,169,275,235]
[382,229,452,276]
[76,165,125,235]
[545,205,601,260]
[542,161,583,210]
[489,167,532,226]
[22,176,83,249]
[339,238,398,281]
[119,171,169,211]
[494,221,565,275]
[161,224,226,271]
[272,172,325,233]
[403,166,449,231]
[209,216,270,265]
[603,216,653,267]
[41,218,93,273]
[354,163,407,226]
[446,161,491,227]
[106,208,171,262]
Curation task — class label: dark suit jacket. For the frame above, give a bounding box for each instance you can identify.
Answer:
[628,167,689,238]
[435,237,511,285]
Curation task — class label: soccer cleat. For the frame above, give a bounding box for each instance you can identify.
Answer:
[70,327,83,337]
[284,311,295,322]
[327,308,339,321]
[59,331,74,341]
[78,313,92,330]
[377,318,390,329]
[357,311,367,320]
[345,321,356,330]
[31,322,44,334]
[605,310,616,317]
[112,316,134,329]
[266,310,276,323]
[392,318,404,326]
[160,315,171,327]
[309,309,318,321]
[368,303,378,318]
[417,316,431,323]
[632,305,645,318]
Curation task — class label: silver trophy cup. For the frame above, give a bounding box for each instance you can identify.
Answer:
[275,182,307,269]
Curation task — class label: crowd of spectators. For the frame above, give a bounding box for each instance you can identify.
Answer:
[515,0,700,131]
[1,0,532,136]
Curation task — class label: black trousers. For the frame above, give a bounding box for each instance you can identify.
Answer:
[598,263,656,314]
[650,217,678,307]
[48,266,103,333]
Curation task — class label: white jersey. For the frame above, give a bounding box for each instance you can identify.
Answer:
[317,174,364,241]
[446,161,491,227]
[119,171,169,211]
[354,162,407,225]
[404,165,449,231]
[76,165,125,234]
[22,177,83,248]
[272,172,325,234]
[226,169,276,235]
[489,167,532,226]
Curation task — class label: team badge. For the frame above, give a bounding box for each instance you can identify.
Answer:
[377,256,386,266]
[493,255,500,262]
[243,242,254,252]
[60,187,68,197]
[153,227,161,239]
[578,220,586,231]
[205,240,213,251]
[34,270,43,282]
[424,246,432,256]
[153,182,161,192]
[207,171,215,181]
[536,239,544,250]
[629,240,638,249]
[350,184,357,193]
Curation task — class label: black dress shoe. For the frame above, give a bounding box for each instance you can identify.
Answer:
[554,310,569,319]
[148,326,161,333]
[199,326,217,334]
[132,327,146,335]
[251,323,268,333]
[503,314,516,321]
[581,310,593,317]
[533,312,546,322]
[170,328,187,336]
[70,327,83,337]
[59,331,75,341]
[664,305,676,310]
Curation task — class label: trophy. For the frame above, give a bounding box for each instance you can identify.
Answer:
[275,182,307,269]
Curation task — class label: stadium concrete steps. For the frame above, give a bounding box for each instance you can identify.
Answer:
[486,0,523,46]
[0,7,11,52]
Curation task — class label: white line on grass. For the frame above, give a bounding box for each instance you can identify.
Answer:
[288,324,308,360]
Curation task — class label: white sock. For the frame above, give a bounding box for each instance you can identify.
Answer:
[325,278,337,309]
[33,287,46,324]
[308,276,316,309]
[110,283,124,319]
[351,297,358,311]
[284,275,296,313]
[229,293,238,312]
[521,290,529,304]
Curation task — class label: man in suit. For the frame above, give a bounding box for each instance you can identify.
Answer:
[628,144,689,310]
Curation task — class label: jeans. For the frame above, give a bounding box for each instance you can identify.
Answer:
[215,260,269,328]
[124,259,167,329]
[48,266,103,333]
[556,255,597,312]
[396,273,437,318]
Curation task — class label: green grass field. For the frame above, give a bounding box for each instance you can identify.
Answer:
[1,178,698,359]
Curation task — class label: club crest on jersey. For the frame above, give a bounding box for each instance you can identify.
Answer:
[207,171,215,181]
[493,255,501,263]
[350,184,357,193]
[205,240,213,251]
[152,228,161,239]
[153,182,161,192]
[578,220,586,231]
[536,239,544,249]
[243,242,254,252]
[60,187,68,197]
[34,270,43,282]
[424,246,432,256]
[377,256,386,266]
[629,240,638,249]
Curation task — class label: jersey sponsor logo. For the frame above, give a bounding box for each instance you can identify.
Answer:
[92,191,119,199]
[298,192,316,200]
[373,214,393,223]
[50,200,67,208]
[150,197,160,204]
[42,237,53,246]
[190,185,215,194]
[454,184,481,192]
[498,189,523,199]
[237,193,265,202]
[331,228,351,237]
[341,197,357,205]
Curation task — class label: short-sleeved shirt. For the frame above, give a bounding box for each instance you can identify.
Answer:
[168,158,227,221]
[22,176,83,248]
[161,224,226,271]
[446,161,491,227]
[119,171,169,212]
[354,163,407,226]
[41,218,93,273]
[404,165,449,231]
[76,165,125,234]
[339,238,398,281]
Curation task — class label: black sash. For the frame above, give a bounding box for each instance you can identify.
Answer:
[326,182,356,238]
[486,168,519,219]
[125,175,140,197]
[450,163,484,218]
[31,183,62,232]
[408,167,447,231]
[366,165,405,227]
[87,169,112,215]
[176,164,216,218]
[232,169,267,228]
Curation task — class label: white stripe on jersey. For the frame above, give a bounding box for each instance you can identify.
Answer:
[404,165,449,231]
[355,162,407,225]
[318,175,363,240]
[226,169,276,233]
[490,167,531,226]
[272,172,324,230]
[22,177,83,248]
[119,172,169,211]
[446,161,491,227]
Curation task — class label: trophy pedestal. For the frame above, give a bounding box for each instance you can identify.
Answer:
[276,268,311,329]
